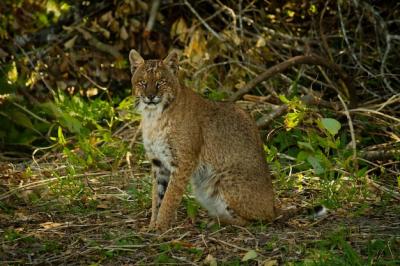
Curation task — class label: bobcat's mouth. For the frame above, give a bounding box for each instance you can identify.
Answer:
[142,96,162,105]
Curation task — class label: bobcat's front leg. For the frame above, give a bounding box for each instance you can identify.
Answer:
[149,170,159,229]
[149,159,171,229]
[156,163,195,231]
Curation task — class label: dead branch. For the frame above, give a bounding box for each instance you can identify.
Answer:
[338,94,358,171]
[184,0,223,41]
[75,26,122,58]
[242,94,271,102]
[319,0,333,62]
[229,55,357,107]
[144,0,161,37]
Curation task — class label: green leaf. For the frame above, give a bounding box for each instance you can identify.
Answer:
[57,126,66,146]
[60,113,83,134]
[242,250,257,261]
[356,167,368,178]
[12,111,34,130]
[40,102,83,134]
[321,118,341,136]
[307,155,325,175]
[284,112,303,130]
[7,61,18,84]
[118,96,135,110]
[207,89,227,101]
[204,254,218,266]
[397,176,400,190]
[279,94,290,104]
[186,198,199,220]
[298,141,314,152]
[297,151,309,162]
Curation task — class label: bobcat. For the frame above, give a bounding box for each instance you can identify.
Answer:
[129,49,277,231]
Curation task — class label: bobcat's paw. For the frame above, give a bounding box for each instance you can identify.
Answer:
[155,220,171,232]
[149,220,157,230]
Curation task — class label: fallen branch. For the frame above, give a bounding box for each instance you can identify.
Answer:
[359,148,400,161]
[366,177,400,201]
[208,237,250,252]
[229,55,357,107]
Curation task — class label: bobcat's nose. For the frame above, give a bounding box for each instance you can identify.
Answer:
[144,94,161,105]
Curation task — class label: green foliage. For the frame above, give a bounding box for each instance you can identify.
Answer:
[269,115,346,179]
[263,96,366,208]
[154,253,177,264]
[205,89,228,101]
[49,169,88,203]
[3,228,22,242]
[301,228,400,266]
[184,196,200,221]
[280,95,306,130]
[39,240,62,253]
[155,242,203,264]
[44,92,138,167]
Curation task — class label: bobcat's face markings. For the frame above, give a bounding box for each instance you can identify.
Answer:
[144,80,167,106]
[134,63,166,106]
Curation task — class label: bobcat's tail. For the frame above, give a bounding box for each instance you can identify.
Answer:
[275,205,328,221]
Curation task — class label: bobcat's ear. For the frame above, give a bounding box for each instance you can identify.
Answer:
[129,49,144,74]
[163,50,179,73]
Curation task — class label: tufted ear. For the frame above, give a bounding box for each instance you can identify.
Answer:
[163,50,179,73]
[129,49,144,74]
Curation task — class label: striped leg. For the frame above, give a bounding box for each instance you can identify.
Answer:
[149,159,170,228]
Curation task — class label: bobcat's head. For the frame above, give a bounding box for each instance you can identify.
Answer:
[129,50,180,111]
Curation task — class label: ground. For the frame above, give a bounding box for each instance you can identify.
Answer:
[1,162,399,265]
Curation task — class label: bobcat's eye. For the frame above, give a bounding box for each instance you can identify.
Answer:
[137,80,147,89]
[156,79,166,89]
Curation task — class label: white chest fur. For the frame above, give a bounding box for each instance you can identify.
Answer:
[141,107,173,170]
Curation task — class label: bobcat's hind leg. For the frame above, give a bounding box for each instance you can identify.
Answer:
[220,177,276,223]
[197,192,249,226]
[191,172,249,226]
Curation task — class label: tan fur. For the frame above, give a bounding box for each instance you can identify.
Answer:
[129,50,277,231]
